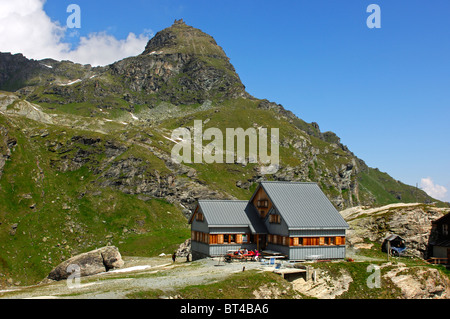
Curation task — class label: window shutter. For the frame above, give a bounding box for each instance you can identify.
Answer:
[236,234,243,244]
[218,234,224,244]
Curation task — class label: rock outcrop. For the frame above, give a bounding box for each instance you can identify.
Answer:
[176,239,191,257]
[383,262,450,299]
[0,122,16,180]
[47,246,124,281]
[342,203,449,258]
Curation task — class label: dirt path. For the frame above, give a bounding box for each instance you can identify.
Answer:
[0,256,270,299]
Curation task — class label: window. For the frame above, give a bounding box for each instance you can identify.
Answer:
[257,200,268,208]
[196,212,204,222]
[335,236,345,245]
[289,237,343,246]
[268,235,290,246]
[319,237,325,245]
[268,234,276,244]
[222,234,236,244]
[191,231,209,243]
[269,214,281,224]
[443,224,448,236]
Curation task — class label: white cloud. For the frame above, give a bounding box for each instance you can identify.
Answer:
[65,31,152,66]
[0,0,152,66]
[420,177,448,201]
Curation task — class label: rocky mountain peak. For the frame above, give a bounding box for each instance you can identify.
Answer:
[173,18,186,26]
[141,19,228,58]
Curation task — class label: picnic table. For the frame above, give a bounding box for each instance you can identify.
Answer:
[224,250,260,262]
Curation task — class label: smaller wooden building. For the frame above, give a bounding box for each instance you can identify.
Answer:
[429,213,450,263]
[381,234,406,252]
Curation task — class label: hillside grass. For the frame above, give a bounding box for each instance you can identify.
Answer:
[358,168,445,206]
[0,116,190,285]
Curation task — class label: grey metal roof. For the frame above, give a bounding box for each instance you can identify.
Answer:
[196,200,267,234]
[384,234,404,241]
[198,200,249,226]
[260,181,349,230]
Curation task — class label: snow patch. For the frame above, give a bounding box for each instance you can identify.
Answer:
[163,135,183,144]
[108,265,151,274]
[30,104,40,112]
[59,79,82,86]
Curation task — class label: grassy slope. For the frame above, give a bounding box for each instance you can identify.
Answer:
[358,168,440,206]
[0,115,189,285]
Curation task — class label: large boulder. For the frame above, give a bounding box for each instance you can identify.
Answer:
[47,246,124,281]
[176,239,191,257]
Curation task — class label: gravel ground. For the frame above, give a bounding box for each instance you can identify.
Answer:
[0,256,273,299]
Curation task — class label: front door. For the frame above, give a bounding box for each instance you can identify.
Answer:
[257,235,267,251]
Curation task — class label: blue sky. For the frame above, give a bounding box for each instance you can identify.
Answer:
[2,0,449,201]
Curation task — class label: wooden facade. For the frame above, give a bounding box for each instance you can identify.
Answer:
[252,186,272,219]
